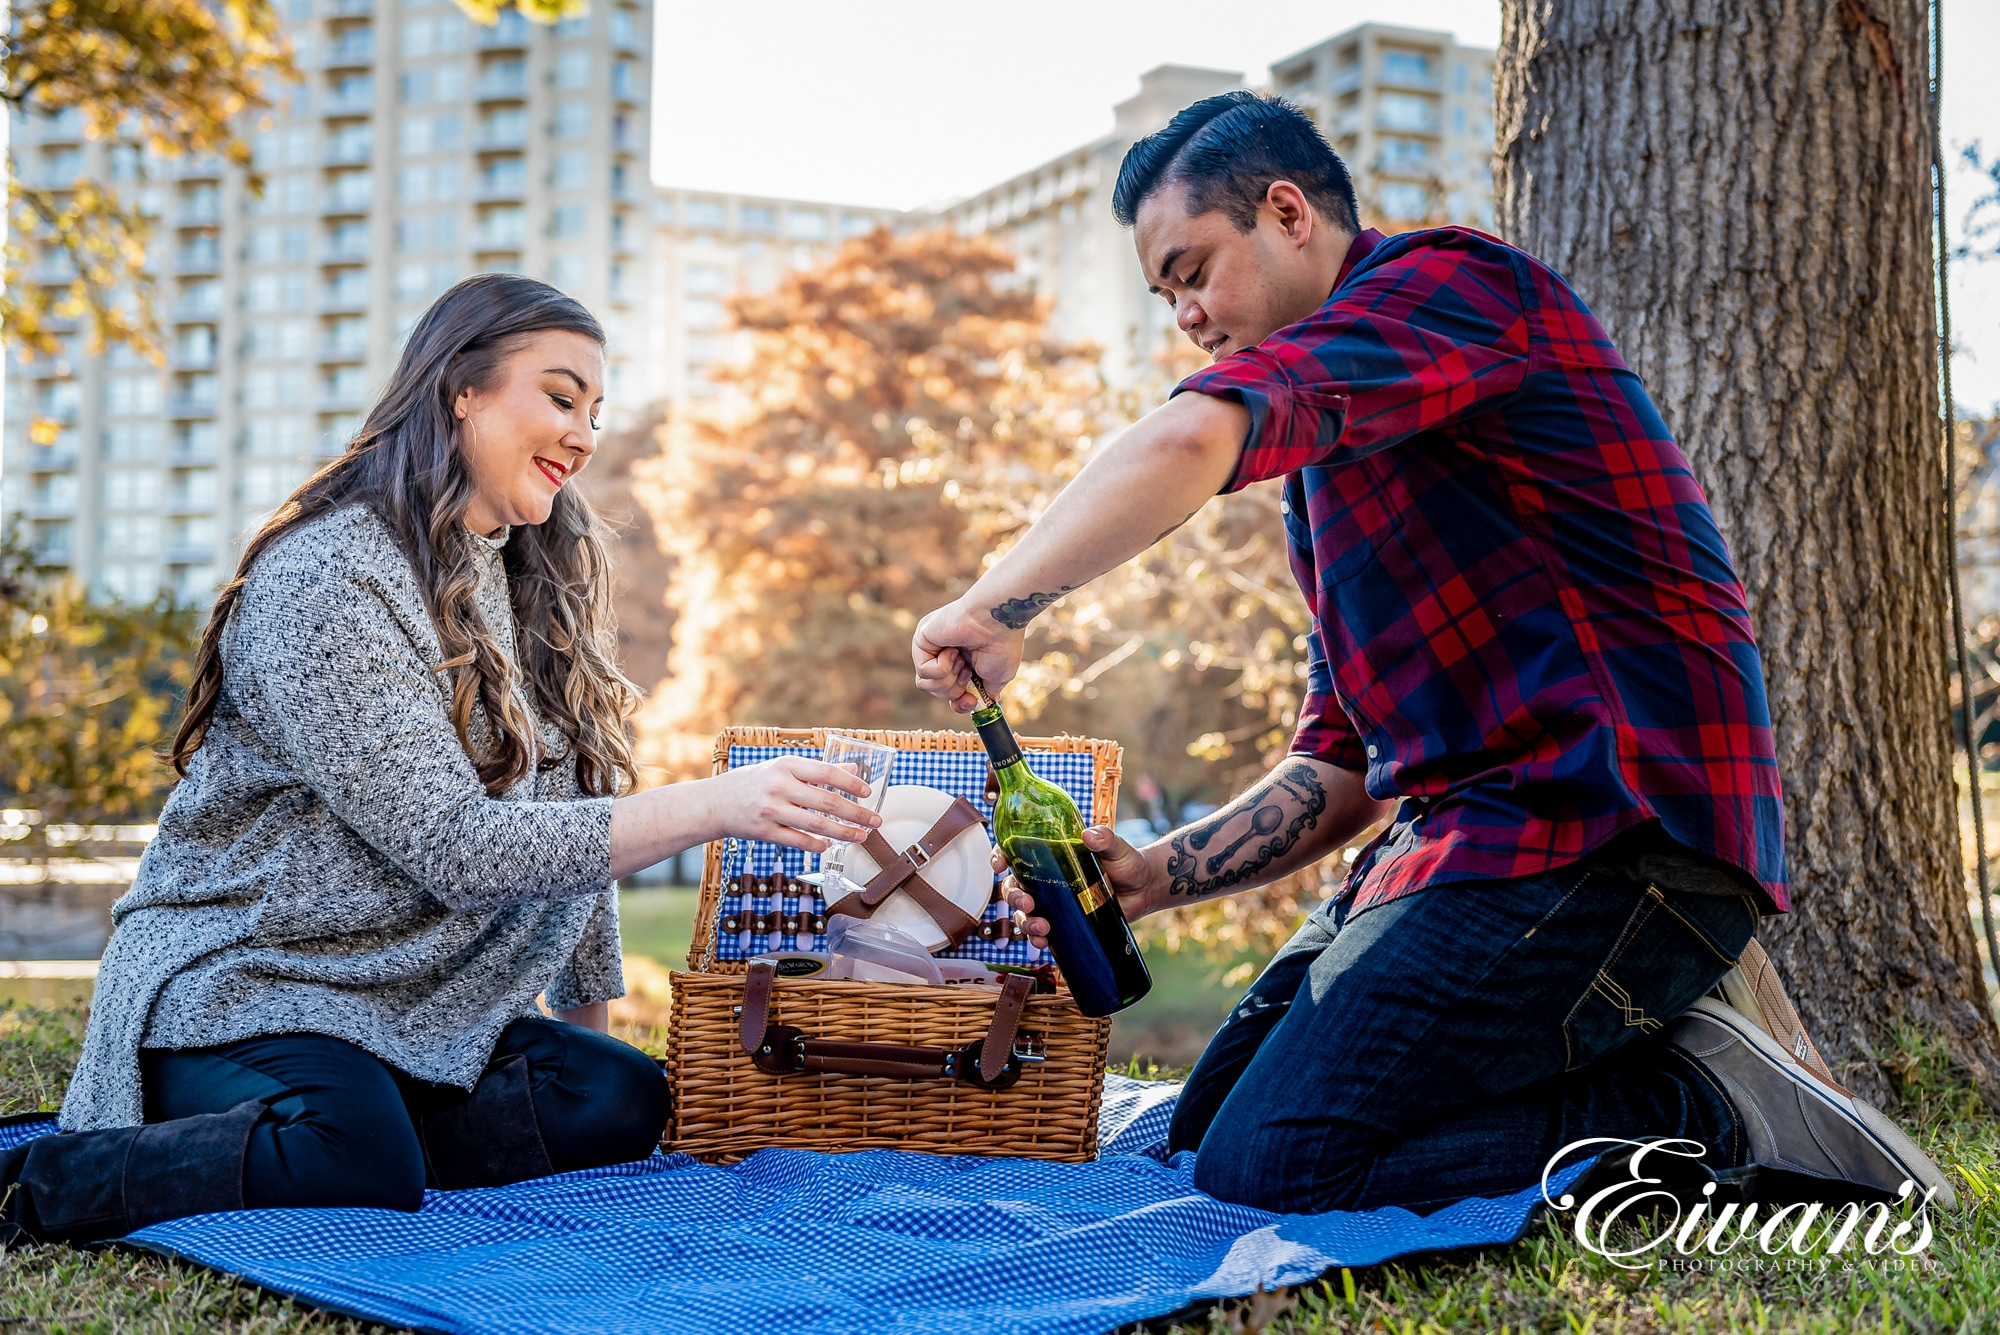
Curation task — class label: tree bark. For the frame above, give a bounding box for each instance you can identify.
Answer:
[1496,0,2000,1103]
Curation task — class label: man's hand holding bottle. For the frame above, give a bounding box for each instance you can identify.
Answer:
[993,824,1164,952]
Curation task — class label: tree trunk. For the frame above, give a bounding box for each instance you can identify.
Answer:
[1495,0,2000,1103]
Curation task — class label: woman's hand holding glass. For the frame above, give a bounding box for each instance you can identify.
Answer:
[703,755,884,852]
[607,752,885,881]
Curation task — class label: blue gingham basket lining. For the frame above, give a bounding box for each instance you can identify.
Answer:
[712,744,1101,965]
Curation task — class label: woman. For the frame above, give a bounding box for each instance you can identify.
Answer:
[1,276,879,1245]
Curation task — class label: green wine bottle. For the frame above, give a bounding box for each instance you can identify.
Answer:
[968,677,1151,1017]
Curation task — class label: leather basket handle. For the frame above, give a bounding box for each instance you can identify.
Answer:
[738,961,1037,1090]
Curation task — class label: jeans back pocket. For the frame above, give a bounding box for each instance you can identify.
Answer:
[1560,886,1757,1073]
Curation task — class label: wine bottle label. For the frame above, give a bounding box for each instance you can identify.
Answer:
[974,710,1024,769]
[1076,878,1111,915]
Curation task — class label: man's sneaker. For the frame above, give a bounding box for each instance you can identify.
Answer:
[1667,997,1956,1209]
[1711,938,1845,1093]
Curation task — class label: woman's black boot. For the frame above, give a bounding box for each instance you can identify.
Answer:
[0,1099,266,1246]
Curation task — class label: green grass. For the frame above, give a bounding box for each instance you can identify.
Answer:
[617,885,702,970]
[6,1005,1997,1333]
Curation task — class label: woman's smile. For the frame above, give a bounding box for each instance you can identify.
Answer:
[534,455,570,488]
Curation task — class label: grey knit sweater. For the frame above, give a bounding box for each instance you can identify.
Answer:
[60,504,622,1132]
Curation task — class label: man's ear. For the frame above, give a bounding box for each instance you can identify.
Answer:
[1265,180,1314,246]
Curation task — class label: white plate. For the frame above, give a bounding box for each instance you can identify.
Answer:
[837,785,994,952]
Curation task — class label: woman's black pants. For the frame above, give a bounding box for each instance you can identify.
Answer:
[142,1015,671,1210]
[2,1016,670,1244]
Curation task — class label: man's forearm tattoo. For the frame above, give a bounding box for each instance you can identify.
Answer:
[990,587,1073,630]
[1166,762,1327,899]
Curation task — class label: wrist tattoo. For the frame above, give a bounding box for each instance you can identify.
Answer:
[1166,762,1327,899]
[990,587,1073,630]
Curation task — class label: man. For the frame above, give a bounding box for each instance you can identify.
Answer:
[913,92,1951,1213]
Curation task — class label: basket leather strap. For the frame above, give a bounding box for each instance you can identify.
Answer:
[980,973,1034,1083]
[822,798,986,945]
[736,960,1036,1090]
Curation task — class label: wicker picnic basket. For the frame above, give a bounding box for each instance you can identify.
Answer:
[665,724,1119,1163]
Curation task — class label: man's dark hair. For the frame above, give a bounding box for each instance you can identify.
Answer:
[1112,90,1360,235]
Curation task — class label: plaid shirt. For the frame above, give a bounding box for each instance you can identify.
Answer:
[1176,227,1788,914]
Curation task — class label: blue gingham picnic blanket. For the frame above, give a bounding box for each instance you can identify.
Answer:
[0,1077,1582,1335]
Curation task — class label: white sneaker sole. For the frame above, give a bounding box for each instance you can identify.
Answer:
[1683,997,1956,1210]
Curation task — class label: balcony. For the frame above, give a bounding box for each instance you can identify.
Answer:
[172,345,218,371]
[162,545,215,566]
[475,163,526,202]
[32,403,80,428]
[1329,66,1363,95]
[25,445,78,470]
[173,154,226,180]
[327,0,373,14]
[474,126,527,152]
[322,142,373,167]
[317,391,369,414]
[1376,65,1443,93]
[610,122,642,154]
[176,198,222,226]
[322,236,372,264]
[169,298,223,323]
[25,498,76,521]
[167,396,218,420]
[474,68,528,101]
[26,358,75,379]
[319,289,369,315]
[476,12,529,49]
[322,88,375,118]
[166,439,218,466]
[324,33,375,69]
[318,341,368,364]
[174,245,221,276]
[320,189,373,217]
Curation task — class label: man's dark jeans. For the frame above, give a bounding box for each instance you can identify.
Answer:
[1170,833,1760,1215]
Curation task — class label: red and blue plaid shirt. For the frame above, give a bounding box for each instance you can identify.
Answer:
[1176,227,1788,915]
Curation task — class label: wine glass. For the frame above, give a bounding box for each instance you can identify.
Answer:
[798,734,897,901]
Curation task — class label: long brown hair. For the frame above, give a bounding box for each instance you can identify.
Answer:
[171,274,639,797]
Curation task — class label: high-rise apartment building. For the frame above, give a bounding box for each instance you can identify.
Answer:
[944,27,1493,387]
[1,0,652,604]
[648,189,909,405]
[1270,24,1495,232]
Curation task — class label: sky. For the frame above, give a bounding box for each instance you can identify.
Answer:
[651,0,2000,412]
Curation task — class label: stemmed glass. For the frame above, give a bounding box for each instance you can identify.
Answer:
[798,735,897,901]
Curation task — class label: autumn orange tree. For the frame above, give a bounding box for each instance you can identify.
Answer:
[631,227,1102,764]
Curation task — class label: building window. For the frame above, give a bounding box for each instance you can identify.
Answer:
[550,204,586,238]
[1377,92,1439,133]
[402,16,434,57]
[553,102,589,139]
[1380,50,1435,85]
[684,299,725,330]
[400,117,434,155]
[552,151,588,191]
[685,197,726,229]
[785,209,828,240]
[554,50,590,88]
[550,254,586,290]
[1378,182,1430,220]
[740,204,775,233]
[1378,137,1432,174]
